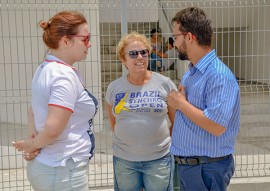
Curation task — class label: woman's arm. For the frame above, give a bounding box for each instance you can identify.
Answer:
[28,105,38,138]
[13,105,72,153]
[156,51,169,58]
[106,103,115,132]
[23,106,40,161]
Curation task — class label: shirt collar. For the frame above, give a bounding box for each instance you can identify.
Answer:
[45,54,84,84]
[188,49,217,74]
[45,54,76,70]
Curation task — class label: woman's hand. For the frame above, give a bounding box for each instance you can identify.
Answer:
[23,149,40,161]
[12,138,39,158]
[22,132,41,161]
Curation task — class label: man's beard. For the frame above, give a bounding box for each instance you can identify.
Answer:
[175,44,188,61]
[178,51,188,60]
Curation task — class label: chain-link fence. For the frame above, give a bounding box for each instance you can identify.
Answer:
[0,0,269,190]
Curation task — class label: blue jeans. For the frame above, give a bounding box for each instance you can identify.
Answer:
[176,154,234,191]
[27,158,89,191]
[113,154,174,191]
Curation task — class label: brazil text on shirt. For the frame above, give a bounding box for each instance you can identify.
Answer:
[114,90,165,113]
[130,90,160,98]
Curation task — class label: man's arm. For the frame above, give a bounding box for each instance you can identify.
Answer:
[168,105,176,136]
[168,87,226,136]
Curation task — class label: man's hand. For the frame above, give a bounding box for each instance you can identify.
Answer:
[168,85,187,111]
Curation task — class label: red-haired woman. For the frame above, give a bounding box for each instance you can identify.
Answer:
[13,11,98,191]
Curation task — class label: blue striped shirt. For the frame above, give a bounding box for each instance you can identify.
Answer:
[171,50,240,157]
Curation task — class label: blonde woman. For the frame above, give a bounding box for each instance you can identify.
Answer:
[106,32,176,191]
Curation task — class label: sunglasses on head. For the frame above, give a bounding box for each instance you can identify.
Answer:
[126,49,149,59]
[69,33,90,46]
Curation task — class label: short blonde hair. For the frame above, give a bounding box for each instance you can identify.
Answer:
[117,32,151,62]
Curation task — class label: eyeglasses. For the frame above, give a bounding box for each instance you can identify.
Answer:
[171,33,186,41]
[69,33,90,46]
[126,49,149,59]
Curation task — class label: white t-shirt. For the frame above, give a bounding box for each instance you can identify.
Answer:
[32,54,98,167]
[162,48,178,71]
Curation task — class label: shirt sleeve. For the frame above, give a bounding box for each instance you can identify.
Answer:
[49,70,78,112]
[203,74,239,128]
[167,77,177,91]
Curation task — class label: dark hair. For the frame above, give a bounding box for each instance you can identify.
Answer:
[171,7,213,46]
[39,11,87,49]
[150,28,160,37]
[168,37,174,47]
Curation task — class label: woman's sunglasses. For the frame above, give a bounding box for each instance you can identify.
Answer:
[126,49,149,59]
[69,33,90,46]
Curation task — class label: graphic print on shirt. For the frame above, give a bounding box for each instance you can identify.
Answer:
[85,88,99,159]
[114,90,164,114]
[114,93,130,114]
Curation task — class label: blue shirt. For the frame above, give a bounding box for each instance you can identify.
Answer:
[171,50,240,157]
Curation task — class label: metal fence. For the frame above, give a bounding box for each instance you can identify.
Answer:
[0,0,270,190]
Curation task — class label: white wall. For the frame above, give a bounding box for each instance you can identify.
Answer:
[99,0,159,23]
[243,5,270,83]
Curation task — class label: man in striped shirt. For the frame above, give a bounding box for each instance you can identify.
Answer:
[168,7,240,191]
